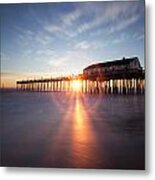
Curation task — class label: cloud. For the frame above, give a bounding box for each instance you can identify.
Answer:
[44,25,62,34]
[1,71,54,80]
[14,25,55,62]
[35,49,55,56]
[14,1,144,43]
[136,34,144,41]
[109,15,140,34]
[132,32,144,41]
[74,41,91,50]
[111,33,130,44]
[47,50,94,75]
[48,56,68,67]
[61,9,82,26]
[36,1,143,41]
[77,1,143,35]
[35,33,53,46]
[16,26,53,47]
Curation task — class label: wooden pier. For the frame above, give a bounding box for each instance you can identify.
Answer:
[16,73,145,95]
[16,57,145,95]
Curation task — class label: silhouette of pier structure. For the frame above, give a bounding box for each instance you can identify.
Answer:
[16,57,145,94]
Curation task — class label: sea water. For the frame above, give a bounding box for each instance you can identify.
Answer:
[0,90,145,169]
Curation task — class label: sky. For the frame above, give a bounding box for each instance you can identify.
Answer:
[0,0,145,87]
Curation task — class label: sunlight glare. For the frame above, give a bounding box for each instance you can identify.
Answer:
[72,80,82,92]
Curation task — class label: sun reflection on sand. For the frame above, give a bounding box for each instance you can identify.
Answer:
[42,92,101,167]
[74,96,84,129]
[71,94,98,167]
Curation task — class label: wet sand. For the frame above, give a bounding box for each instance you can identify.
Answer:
[1,91,145,169]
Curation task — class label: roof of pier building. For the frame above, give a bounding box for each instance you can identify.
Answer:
[83,57,142,72]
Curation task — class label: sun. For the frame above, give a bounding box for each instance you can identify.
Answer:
[72,80,82,92]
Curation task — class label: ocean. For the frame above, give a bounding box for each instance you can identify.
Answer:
[0,90,145,169]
